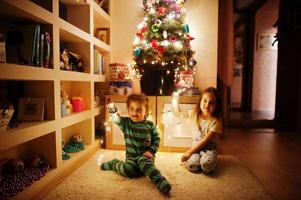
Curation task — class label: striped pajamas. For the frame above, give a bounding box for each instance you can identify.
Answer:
[101,116,171,193]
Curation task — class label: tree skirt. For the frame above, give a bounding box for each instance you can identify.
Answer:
[45,149,271,200]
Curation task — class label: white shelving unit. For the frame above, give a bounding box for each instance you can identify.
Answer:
[0,0,110,199]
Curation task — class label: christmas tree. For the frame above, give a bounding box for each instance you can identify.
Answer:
[132,0,197,95]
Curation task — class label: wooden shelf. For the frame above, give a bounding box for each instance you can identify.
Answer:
[0,63,55,81]
[60,110,92,128]
[1,0,54,24]
[0,120,56,151]
[59,21,91,43]
[0,0,110,199]
[13,168,58,200]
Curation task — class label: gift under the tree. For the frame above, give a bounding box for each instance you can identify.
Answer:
[109,81,132,95]
[175,69,194,88]
[109,63,129,81]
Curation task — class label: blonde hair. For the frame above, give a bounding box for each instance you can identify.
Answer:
[192,87,222,128]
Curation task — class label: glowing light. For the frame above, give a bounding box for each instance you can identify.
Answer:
[174,41,183,49]
[161,40,169,46]
[97,154,104,166]
[106,127,111,131]
[133,36,140,45]
[149,8,155,14]
[138,22,145,29]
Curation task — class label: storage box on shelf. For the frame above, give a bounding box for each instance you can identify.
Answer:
[0,0,110,198]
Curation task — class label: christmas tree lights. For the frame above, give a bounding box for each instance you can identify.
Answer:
[132,0,197,95]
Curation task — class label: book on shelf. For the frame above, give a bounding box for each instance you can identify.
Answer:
[94,48,105,79]
[5,23,51,67]
[94,48,101,74]
[44,32,51,68]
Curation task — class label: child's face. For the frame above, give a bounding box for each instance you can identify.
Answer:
[128,101,147,122]
[200,92,216,117]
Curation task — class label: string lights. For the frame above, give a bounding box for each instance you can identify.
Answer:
[131,0,197,90]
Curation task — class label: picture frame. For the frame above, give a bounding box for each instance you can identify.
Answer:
[257,32,277,50]
[96,28,110,44]
[18,97,45,121]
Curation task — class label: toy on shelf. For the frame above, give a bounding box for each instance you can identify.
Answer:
[60,85,73,117]
[60,49,84,72]
[63,134,85,153]
[0,103,14,131]
[71,97,85,112]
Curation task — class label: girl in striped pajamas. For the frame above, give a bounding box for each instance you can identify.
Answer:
[101,93,171,193]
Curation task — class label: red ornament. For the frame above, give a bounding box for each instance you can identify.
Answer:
[151,39,159,49]
[136,32,144,40]
[186,34,195,40]
[169,35,177,43]
[157,7,167,16]
[157,46,165,54]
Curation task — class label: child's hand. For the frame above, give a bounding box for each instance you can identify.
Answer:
[107,100,118,114]
[143,151,154,159]
[181,152,191,162]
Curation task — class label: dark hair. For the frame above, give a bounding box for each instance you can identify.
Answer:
[126,93,149,117]
[194,87,222,123]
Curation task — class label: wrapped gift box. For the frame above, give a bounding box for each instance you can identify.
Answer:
[176,70,194,88]
[109,63,129,81]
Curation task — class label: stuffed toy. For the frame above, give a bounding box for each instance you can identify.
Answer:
[72,134,83,143]
[200,150,217,174]
[30,155,46,168]
[3,159,24,174]
[184,153,200,172]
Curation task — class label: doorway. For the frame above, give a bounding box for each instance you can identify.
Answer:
[228,0,279,127]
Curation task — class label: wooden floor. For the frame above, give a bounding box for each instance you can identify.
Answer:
[220,128,301,200]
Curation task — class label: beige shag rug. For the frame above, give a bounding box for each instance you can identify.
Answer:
[45,150,271,200]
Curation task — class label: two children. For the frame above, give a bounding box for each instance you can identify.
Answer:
[101,87,222,193]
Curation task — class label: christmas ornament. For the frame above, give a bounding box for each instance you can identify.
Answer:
[163,30,168,39]
[157,6,168,16]
[169,35,177,43]
[185,34,195,40]
[183,24,189,33]
[151,39,159,49]
[151,23,160,32]
[133,48,142,57]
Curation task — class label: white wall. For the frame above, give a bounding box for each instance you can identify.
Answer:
[111,0,218,90]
